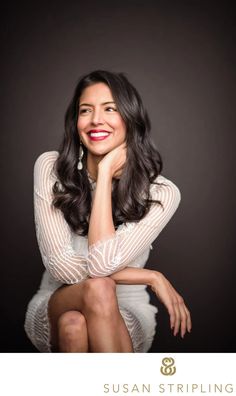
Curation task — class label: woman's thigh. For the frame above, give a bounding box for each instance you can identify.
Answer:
[48,277,117,346]
[48,282,85,349]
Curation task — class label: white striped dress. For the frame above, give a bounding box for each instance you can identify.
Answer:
[24,151,181,352]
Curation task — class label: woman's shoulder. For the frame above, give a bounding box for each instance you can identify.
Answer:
[150,173,181,203]
[34,150,59,169]
[34,151,59,186]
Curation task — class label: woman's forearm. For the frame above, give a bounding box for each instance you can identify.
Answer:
[88,143,127,247]
[88,168,115,246]
[109,267,158,287]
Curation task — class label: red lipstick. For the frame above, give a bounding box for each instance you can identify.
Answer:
[87,129,111,141]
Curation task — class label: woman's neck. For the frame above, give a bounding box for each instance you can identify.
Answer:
[86,152,104,181]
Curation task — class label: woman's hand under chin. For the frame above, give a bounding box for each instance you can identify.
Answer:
[98,142,127,179]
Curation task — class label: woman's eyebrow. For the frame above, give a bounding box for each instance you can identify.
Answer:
[79,101,116,107]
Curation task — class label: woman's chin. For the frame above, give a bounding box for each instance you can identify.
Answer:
[87,146,111,157]
[87,149,108,160]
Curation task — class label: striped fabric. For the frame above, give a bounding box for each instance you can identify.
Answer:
[24,151,181,352]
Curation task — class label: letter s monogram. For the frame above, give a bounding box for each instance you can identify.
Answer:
[160,357,176,376]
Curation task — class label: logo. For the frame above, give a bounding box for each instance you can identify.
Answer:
[160,357,176,376]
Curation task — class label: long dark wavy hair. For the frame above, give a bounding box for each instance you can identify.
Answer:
[52,70,163,236]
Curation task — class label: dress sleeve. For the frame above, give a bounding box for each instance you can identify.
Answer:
[87,175,181,277]
[34,151,89,284]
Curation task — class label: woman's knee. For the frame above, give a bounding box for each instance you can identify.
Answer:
[82,277,117,315]
[58,311,87,340]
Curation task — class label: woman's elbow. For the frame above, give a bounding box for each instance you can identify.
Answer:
[47,268,81,284]
[87,259,126,278]
[46,257,88,284]
[87,265,111,278]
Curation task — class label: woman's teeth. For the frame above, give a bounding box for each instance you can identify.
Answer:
[89,132,109,137]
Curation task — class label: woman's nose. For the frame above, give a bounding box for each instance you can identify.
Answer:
[91,109,104,125]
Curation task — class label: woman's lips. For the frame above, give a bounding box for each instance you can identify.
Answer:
[88,131,111,141]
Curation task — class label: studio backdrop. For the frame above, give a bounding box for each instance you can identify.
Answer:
[1,1,235,352]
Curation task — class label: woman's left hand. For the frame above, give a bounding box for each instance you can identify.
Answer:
[150,271,192,338]
[98,142,127,179]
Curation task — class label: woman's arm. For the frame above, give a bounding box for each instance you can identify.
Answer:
[88,143,126,246]
[87,172,181,277]
[110,266,192,338]
[34,152,89,284]
[88,169,115,246]
[110,266,155,285]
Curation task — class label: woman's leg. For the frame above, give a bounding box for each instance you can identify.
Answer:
[48,277,134,352]
[57,310,89,352]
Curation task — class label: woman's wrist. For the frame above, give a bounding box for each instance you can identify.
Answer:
[98,162,113,181]
[148,270,163,288]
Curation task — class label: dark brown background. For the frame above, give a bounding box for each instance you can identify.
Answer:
[1,0,235,352]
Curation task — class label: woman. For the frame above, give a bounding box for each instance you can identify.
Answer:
[24,70,191,353]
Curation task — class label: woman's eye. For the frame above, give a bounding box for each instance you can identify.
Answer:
[79,107,117,114]
[106,107,117,112]
[79,108,90,114]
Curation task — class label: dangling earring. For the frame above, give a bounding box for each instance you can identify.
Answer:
[77,141,84,170]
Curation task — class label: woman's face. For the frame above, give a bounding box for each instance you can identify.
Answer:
[77,83,127,158]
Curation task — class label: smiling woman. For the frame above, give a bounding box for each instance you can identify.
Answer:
[24,70,191,353]
[78,83,127,168]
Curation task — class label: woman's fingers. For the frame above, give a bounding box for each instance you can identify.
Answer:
[98,142,127,177]
[169,281,192,337]
[152,280,176,331]
[162,286,181,336]
[184,305,192,333]
[151,272,192,339]
[171,292,186,337]
[166,282,190,338]
[166,301,176,330]
[178,299,188,338]
[172,298,181,336]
